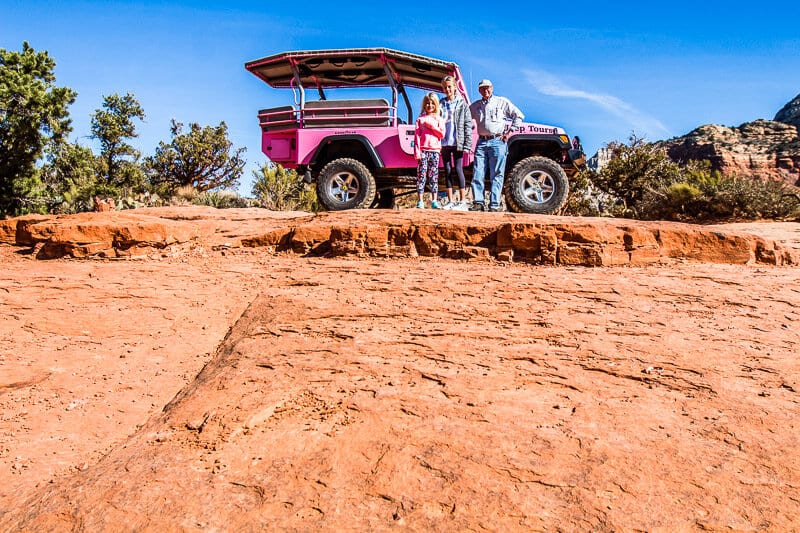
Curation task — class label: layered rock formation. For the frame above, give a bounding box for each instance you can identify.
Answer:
[775,92,800,127]
[1,207,797,266]
[655,93,800,186]
[659,119,800,186]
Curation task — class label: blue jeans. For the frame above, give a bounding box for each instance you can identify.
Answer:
[471,138,507,208]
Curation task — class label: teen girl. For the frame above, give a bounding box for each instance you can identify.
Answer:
[439,75,473,210]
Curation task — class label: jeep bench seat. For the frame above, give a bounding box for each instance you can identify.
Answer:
[303,99,392,128]
[258,105,298,132]
[259,99,393,131]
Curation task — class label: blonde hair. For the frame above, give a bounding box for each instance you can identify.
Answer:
[420,92,440,115]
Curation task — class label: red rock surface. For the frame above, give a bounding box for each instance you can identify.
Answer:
[1,207,799,530]
[1,206,798,266]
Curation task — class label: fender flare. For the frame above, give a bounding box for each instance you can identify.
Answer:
[309,134,384,170]
[506,134,575,169]
[506,134,569,151]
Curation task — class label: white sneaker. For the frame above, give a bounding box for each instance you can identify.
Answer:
[453,201,469,211]
[442,201,455,210]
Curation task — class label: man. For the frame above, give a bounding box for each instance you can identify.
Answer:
[468,79,524,212]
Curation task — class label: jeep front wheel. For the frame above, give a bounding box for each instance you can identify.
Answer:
[504,156,569,214]
[316,158,377,210]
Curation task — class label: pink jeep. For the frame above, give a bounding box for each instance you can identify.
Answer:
[245,48,585,213]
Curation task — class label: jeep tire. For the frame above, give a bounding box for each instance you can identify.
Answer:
[316,158,377,210]
[504,156,569,214]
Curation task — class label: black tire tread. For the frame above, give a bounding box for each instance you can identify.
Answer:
[504,156,568,214]
[316,158,376,210]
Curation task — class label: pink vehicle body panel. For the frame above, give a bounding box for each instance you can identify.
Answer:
[261,123,417,168]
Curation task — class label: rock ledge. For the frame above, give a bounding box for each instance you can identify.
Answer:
[1,207,797,266]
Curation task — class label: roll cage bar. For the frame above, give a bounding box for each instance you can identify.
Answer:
[245,48,466,125]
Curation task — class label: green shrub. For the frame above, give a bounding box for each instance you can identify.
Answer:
[639,163,800,221]
[115,191,164,210]
[593,134,682,218]
[194,190,250,209]
[592,136,800,221]
[172,184,199,204]
[640,182,702,220]
[251,163,318,211]
[559,168,601,216]
[709,175,800,220]
[145,120,245,193]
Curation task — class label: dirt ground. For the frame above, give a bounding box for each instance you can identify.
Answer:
[1,211,799,531]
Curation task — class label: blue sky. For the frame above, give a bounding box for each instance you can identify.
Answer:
[3,1,800,196]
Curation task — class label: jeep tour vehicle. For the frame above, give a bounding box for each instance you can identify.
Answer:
[245,48,585,213]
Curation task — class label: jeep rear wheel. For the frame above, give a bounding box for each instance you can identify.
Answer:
[316,158,377,210]
[505,156,569,214]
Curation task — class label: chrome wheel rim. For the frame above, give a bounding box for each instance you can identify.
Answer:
[519,170,555,204]
[329,172,360,203]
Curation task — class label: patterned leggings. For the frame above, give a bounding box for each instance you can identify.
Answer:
[417,150,440,196]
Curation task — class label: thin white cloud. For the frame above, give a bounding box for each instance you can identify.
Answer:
[524,68,670,138]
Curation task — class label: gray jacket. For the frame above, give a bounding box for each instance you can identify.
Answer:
[442,96,473,152]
